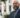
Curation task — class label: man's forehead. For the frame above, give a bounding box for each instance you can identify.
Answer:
[13,2,18,4]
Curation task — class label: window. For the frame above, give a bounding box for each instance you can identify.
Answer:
[0,3,2,16]
[4,9,6,12]
[9,0,10,3]
[9,5,11,11]
[4,6,6,12]
[0,3,2,12]
[0,10,1,12]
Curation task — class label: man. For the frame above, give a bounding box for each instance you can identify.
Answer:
[9,2,20,18]
[15,3,20,18]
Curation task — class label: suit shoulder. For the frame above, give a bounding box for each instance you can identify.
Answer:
[10,11,14,15]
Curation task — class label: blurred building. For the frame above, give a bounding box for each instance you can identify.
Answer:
[0,0,20,18]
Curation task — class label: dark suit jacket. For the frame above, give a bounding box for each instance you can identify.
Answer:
[15,9,20,18]
[9,9,20,18]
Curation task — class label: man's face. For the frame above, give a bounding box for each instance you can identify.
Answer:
[13,3,19,10]
[16,3,19,7]
[13,3,17,6]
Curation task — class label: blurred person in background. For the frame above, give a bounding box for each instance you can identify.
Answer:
[0,0,5,16]
[9,1,20,18]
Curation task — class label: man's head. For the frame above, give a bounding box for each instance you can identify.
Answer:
[13,2,17,6]
[13,2,19,10]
